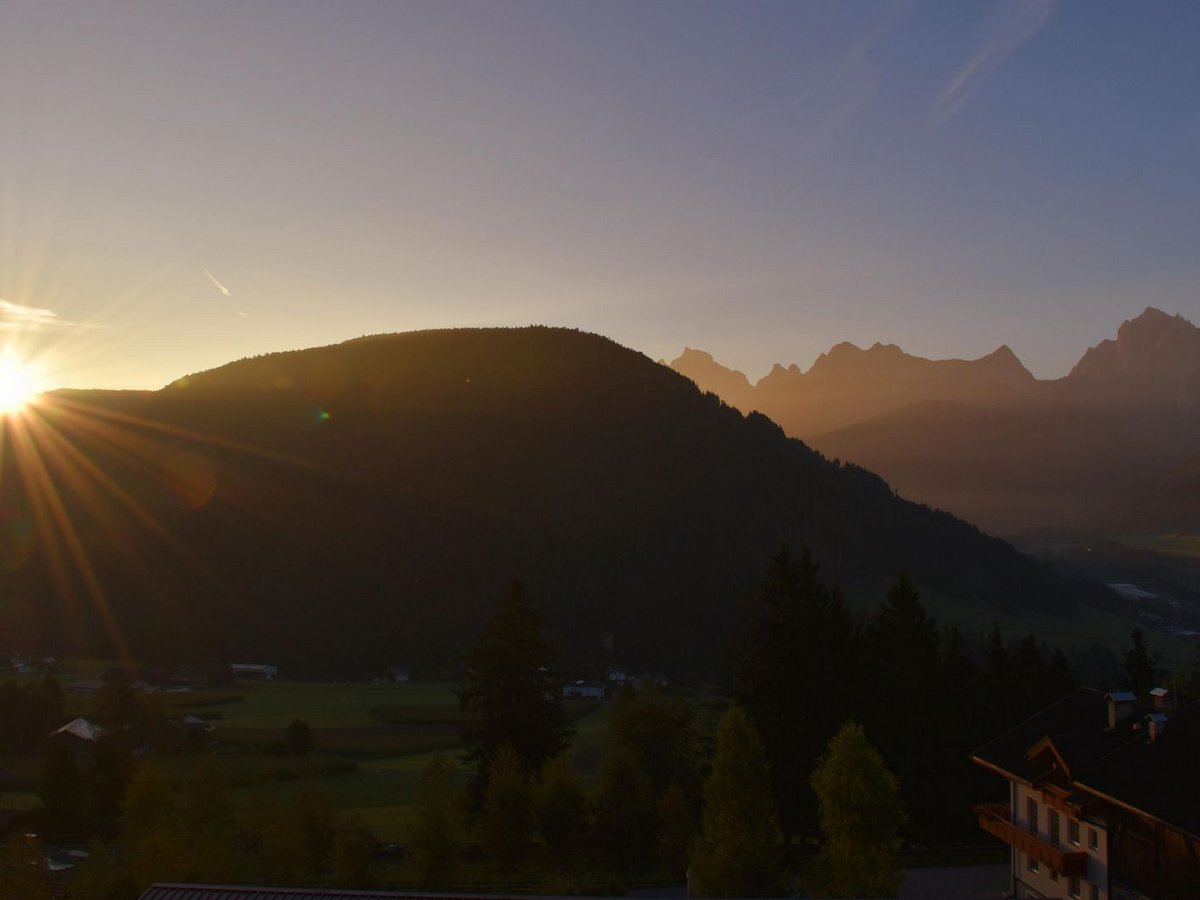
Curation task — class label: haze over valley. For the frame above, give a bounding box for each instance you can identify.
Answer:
[672,307,1200,542]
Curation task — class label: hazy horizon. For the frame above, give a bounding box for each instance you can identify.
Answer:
[1,2,1197,391]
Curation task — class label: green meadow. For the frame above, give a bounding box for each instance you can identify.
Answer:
[151,679,611,843]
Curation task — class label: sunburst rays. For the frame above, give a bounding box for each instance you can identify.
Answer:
[0,387,367,666]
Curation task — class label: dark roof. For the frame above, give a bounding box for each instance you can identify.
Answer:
[140,887,455,900]
[972,687,1113,783]
[971,688,1200,838]
[140,887,402,899]
[139,887,604,900]
[1077,701,1200,838]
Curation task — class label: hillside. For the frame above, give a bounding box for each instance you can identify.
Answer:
[1113,451,1200,533]
[0,327,1105,677]
[673,309,1200,537]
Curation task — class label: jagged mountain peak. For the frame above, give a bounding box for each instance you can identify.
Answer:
[1068,308,1199,381]
[669,346,752,395]
[976,344,1034,380]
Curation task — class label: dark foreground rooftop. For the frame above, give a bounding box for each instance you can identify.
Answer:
[140,888,606,900]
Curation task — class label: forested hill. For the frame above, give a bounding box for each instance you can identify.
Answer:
[2,327,1107,677]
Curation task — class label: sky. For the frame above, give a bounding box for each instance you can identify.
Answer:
[0,0,1197,390]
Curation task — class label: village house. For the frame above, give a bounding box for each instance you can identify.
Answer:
[45,718,107,763]
[230,663,278,680]
[562,680,605,699]
[972,687,1200,900]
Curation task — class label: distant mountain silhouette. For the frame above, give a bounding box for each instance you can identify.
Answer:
[672,341,1035,438]
[671,309,1200,537]
[0,327,1104,677]
[1059,308,1200,419]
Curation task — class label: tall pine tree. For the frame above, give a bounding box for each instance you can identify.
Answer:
[458,581,572,793]
[1122,628,1157,698]
[737,545,861,842]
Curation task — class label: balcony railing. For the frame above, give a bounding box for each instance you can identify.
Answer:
[976,802,1089,877]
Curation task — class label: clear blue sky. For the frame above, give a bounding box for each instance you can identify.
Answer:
[1,1,1197,389]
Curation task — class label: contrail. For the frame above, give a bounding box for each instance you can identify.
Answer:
[203,265,232,297]
[931,0,1053,127]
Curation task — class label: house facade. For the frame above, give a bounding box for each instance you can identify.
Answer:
[972,687,1200,900]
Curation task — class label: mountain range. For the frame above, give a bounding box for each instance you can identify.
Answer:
[671,308,1200,538]
[0,327,1107,677]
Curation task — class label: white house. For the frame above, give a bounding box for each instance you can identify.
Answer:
[972,687,1200,900]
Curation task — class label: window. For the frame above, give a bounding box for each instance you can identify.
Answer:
[1050,809,1061,847]
[1050,869,1059,882]
[1028,797,1039,835]
[1027,853,1039,874]
[1068,875,1081,897]
[1069,818,1080,845]
[1090,884,1099,900]
[1089,827,1099,850]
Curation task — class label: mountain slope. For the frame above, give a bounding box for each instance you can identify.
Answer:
[673,309,1200,537]
[1113,451,1200,532]
[0,327,1103,676]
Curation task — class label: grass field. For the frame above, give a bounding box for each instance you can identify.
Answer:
[167,679,615,843]
[1,674,617,842]
[170,680,463,730]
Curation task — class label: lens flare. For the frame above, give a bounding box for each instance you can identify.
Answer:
[0,355,38,413]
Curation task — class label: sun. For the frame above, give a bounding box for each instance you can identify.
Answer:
[0,355,39,413]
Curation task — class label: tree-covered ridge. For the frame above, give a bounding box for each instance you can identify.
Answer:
[3,326,1107,677]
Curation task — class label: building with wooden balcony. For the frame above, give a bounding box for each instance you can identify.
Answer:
[971,687,1200,900]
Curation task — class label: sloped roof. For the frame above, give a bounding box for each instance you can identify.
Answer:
[49,717,105,742]
[140,887,403,899]
[1077,701,1200,838]
[972,688,1200,839]
[139,887,587,900]
[971,687,1113,783]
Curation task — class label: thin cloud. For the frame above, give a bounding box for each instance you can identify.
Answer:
[0,299,61,329]
[203,265,232,297]
[0,299,101,332]
[931,0,1053,127]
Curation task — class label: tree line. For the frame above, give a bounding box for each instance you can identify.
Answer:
[5,556,1194,898]
[442,555,1191,895]
[436,579,906,896]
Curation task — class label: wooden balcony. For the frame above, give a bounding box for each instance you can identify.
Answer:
[976,802,1089,877]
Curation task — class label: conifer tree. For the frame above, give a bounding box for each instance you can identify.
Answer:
[458,581,572,793]
[1123,628,1157,697]
[810,721,905,898]
[738,544,860,841]
[866,576,940,842]
[690,705,779,898]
